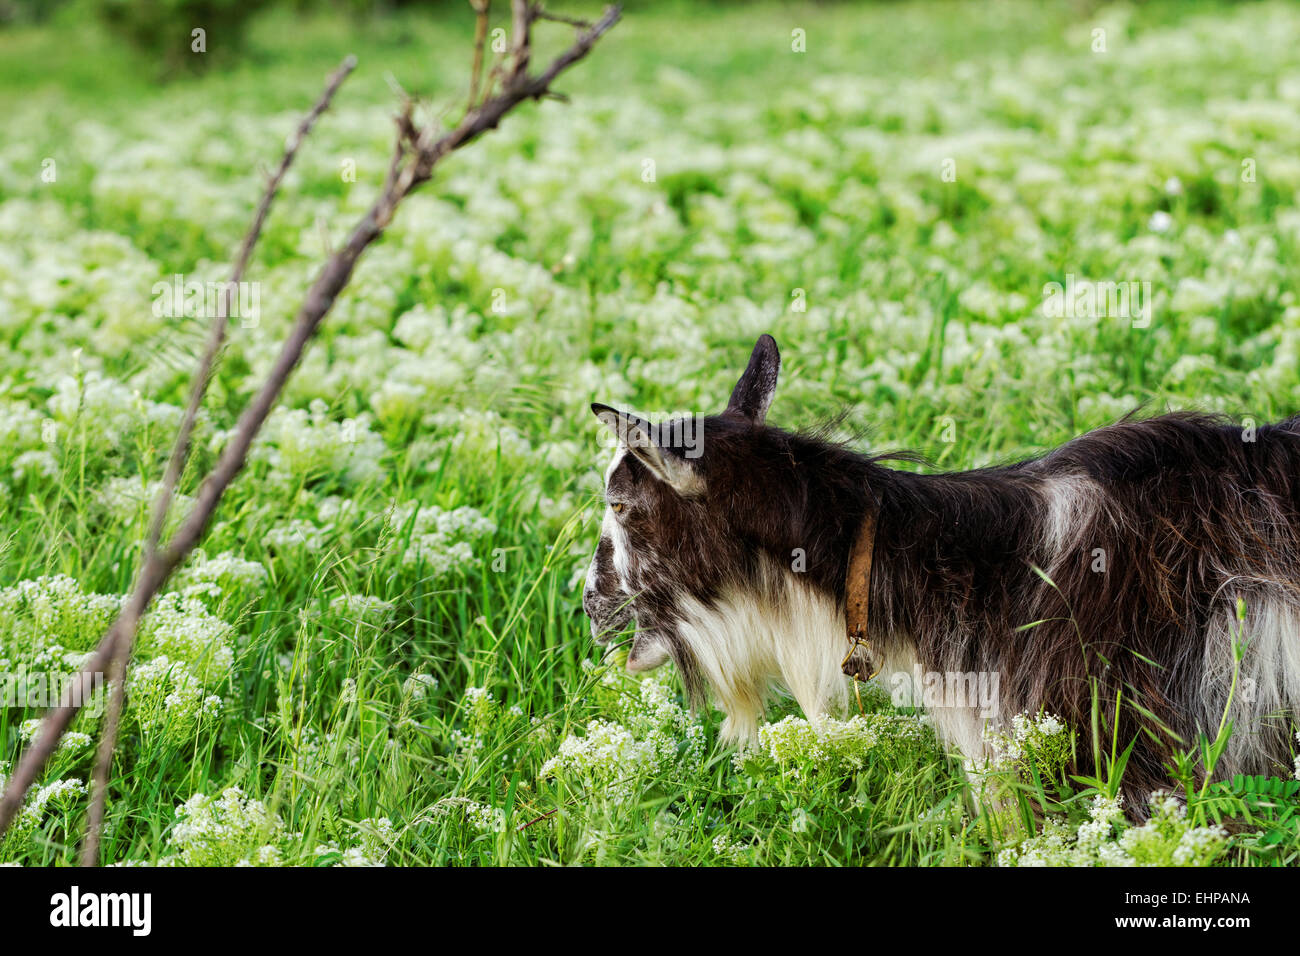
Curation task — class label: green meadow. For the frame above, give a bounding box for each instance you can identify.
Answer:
[1,0,1299,865]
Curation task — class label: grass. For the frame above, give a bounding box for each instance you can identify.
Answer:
[1,0,1299,866]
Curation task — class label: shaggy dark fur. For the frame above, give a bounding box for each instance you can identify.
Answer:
[585,335,1300,809]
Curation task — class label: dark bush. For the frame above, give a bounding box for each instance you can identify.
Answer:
[94,0,273,74]
[1,0,72,24]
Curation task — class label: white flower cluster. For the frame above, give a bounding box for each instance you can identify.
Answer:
[981,711,1071,778]
[265,518,330,552]
[999,792,1228,867]
[311,817,399,866]
[47,372,182,458]
[21,778,87,827]
[158,787,397,867]
[354,816,398,858]
[462,686,495,728]
[136,592,236,683]
[28,643,95,676]
[18,720,93,755]
[744,711,937,778]
[314,845,382,867]
[0,772,88,849]
[711,833,753,864]
[539,670,705,802]
[96,476,195,528]
[386,501,496,575]
[239,399,386,490]
[446,685,508,757]
[127,656,224,739]
[163,787,286,867]
[327,593,396,627]
[174,550,269,604]
[11,447,57,483]
[540,719,652,801]
[462,801,508,834]
[0,572,237,760]
[425,408,534,470]
[0,574,121,656]
[0,401,46,485]
[402,673,438,700]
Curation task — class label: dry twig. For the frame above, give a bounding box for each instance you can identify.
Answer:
[78,55,359,866]
[468,0,492,108]
[0,0,621,860]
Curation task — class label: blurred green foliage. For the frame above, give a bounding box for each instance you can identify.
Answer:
[2,0,909,76]
[96,0,274,74]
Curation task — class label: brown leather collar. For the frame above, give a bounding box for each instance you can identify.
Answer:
[841,498,880,681]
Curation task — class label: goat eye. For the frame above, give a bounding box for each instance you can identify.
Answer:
[609,501,625,514]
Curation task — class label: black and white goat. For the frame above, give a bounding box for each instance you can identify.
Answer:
[582,334,1300,805]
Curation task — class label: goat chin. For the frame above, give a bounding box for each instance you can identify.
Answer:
[626,633,671,672]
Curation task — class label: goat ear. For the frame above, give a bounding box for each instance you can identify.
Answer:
[591,403,703,496]
[724,333,780,424]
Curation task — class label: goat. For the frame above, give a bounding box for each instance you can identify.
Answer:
[582,334,1300,808]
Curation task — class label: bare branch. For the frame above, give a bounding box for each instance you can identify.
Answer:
[508,0,532,86]
[535,9,591,29]
[78,55,357,866]
[395,98,420,155]
[0,5,621,854]
[468,0,492,109]
[145,54,357,562]
[401,5,622,198]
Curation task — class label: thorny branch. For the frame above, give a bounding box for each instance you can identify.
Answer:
[0,0,622,860]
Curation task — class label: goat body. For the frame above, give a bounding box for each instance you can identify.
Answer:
[583,336,1300,805]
